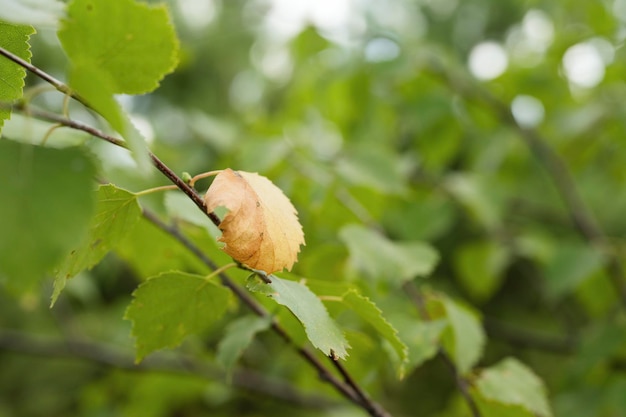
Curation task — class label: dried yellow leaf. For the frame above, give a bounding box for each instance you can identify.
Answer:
[204,169,305,274]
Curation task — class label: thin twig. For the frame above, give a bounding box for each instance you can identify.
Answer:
[0,328,339,409]
[329,352,392,417]
[134,184,179,196]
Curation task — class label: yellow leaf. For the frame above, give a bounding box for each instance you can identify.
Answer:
[204,169,305,274]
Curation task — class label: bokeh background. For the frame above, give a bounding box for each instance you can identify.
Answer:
[2,0,626,416]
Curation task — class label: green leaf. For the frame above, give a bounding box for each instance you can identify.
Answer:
[342,290,408,377]
[475,357,553,417]
[125,271,232,362]
[58,0,179,95]
[247,275,350,359]
[383,193,456,241]
[440,297,485,375]
[398,318,448,371]
[335,145,409,195]
[445,173,501,231]
[67,63,122,128]
[0,21,34,133]
[216,315,272,376]
[52,184,141,305]
[454,240,510,303]
[340,224,439,284]
[0,140,96,291]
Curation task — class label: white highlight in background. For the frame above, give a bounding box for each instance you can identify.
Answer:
[511,95,545,128]
[364,38,400,62]
[468,41,508,80]
[562,40,612,89]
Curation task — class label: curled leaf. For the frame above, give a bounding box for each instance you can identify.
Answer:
[204,169,305,274]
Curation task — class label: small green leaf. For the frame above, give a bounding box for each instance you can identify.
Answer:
[247,275,350,359]
[58,0,179,94]
[216,315,272,376]
[336,145,409,195]
[125,271,232,362]
[475,357,553,417]
[0,140,96,291]
[0,21,34,133]
[454,240,510,303]
[445,173,501,231]
[340,224,439,284]
[399,319,448,371]
[440,297,485,375]
[342,290,408,377]
[52,184,141,305]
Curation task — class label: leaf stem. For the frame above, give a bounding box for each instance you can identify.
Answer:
[40,123,62,146]
[189,170,223,187]
[318,296,344,302]
[134,185,179,197]
[203,262,237,281]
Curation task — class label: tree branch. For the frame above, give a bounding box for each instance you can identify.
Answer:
[141,210,372,410]
[0,46,90,109]
[0,47,392,417]
[329,353,392,417]
[0,328,339,410]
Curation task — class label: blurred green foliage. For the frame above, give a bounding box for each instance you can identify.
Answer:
[2,0,626,416]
